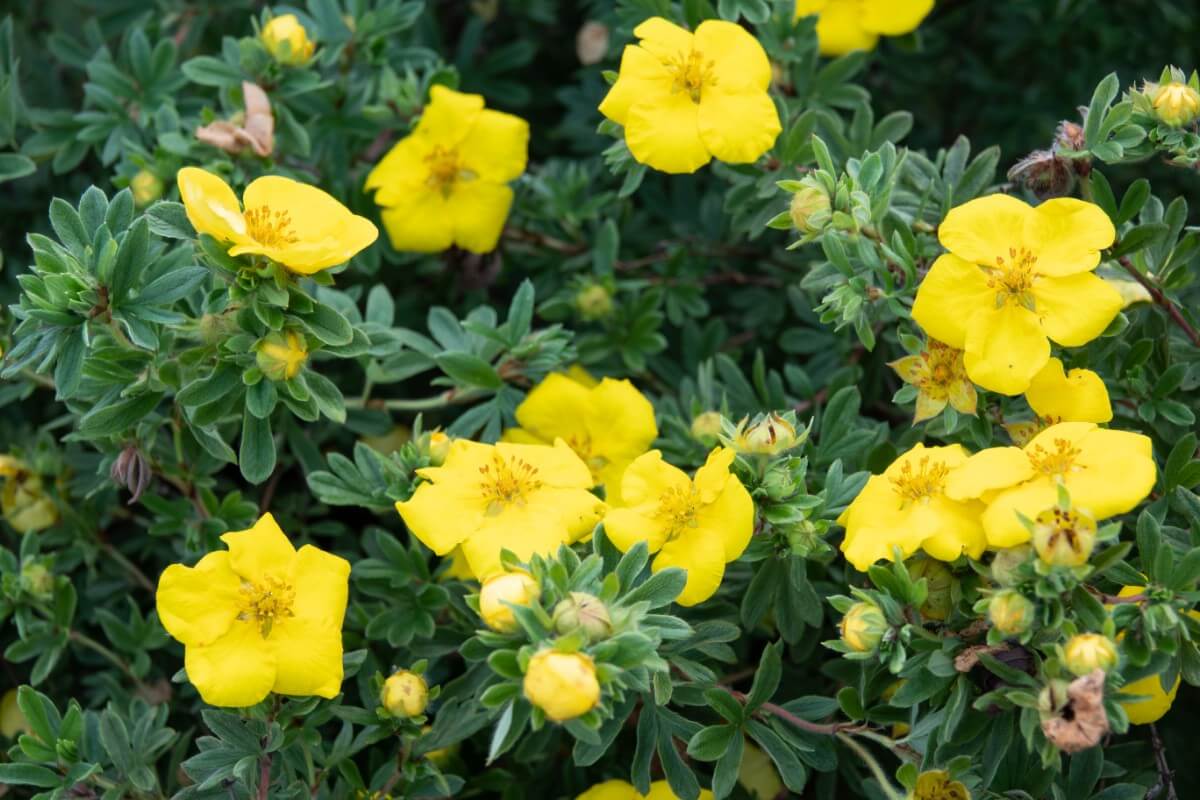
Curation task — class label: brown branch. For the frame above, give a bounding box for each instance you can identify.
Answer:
[256,753,272,800]
[1117,256,1200,348]
[1148,724,1179,800]
[725,687,862,736]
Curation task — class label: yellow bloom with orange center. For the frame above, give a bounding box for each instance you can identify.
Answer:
[155,513,350,707]
[889,339,977,423]
[260,14,316,65]
[599,17,781,174]
[1024,357,1112,424]
[603,448,754,606]
[911,195,1120,395]
[945,422,1155,548]
[395,440,605,579]
[177,168,377,275]
[503,371,657,505]
[795,0,935,57]
[838,443,986,571]
[366,86,529,254]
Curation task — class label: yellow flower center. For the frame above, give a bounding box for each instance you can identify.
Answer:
[479,453,544,515]
[1027,438,1082,476]
[889,456,949,504]
[244,205,300,248]
[237,576,295,638]
[424,145,476,195]
[987,247,1038,308]
[668,50,717,103]
[565,434,609,484]
[656,484,700,539]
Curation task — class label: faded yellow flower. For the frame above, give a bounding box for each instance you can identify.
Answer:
[889,340,977,423]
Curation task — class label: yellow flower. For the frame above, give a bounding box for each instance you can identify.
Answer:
[840,601,887,652]
[478,571,540,633]
[155,513,350,707]
[1120,671,1179,725]
[1063,633,1118,677]
[944,422,1155,548]
[395,439,605,579]
[646,783,713,800]
[837,443,985,572]
[598,17,781,174]
[0,689,29,740]
[1025,358,1112,423]
[381,670,428,717]
[576,780,714,800]
[523,650,600,722]
[261,14,315,65]
[502,371,657,506]
[255,331,308,381]
[438,546,475,581]
[366,86,529,254]
[604,448,754,606]
[1149,80,1200,127]
[911,769,970,800]
[0,456,58,534]
[177,167,377,275]
[911,195,1120,395]
[1032,505,1096,567]
[795,0,935,57]
[130,169,163,207]
[889,339,977,424]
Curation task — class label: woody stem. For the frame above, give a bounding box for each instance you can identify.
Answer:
[1117,255,1200,348]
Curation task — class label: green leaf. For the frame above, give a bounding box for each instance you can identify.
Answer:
[620,568,686,609]
[686,724,735,762]
[435,352,502,390]
[49,197,88,255]
[137,265,208,306]
[54,326,85,400]
[711,727,744,799]
[145,201,193,239]
[0,153,36,182]
[0,763,61,788]
[744,640,783,711]
[304,370,346,423]
[180,55,243,87]
[239,408,276,483]
[746,719,807,792]
[78,392,163,437]
[1084,72,1120,147]
[299,302,354,346]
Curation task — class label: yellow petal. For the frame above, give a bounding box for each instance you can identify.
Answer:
[1033,272,1123,347]
[290,545,350,627]
[447,180,514,254]
[176,167,247,242]
[500,427,547,445]
[461,491,601,579]
[566,365,599,388]
[585,378,658,461]
[696,475,755,562]
[603,506,671,554]
[365,138,427,196]
[155,551,240,646]
[619,450,691,507]
[946,377,978,417]
[944,447,1033,501]
[889,354,928,385]
[269,616,344,699]
[813,0,879,55]
[914,497,987,562]
[379,189,455,253]
[1119,672,1180,725]
[697,87,780,165]
[1025,358,1113,423]
[655,527,727,606]
[577,780,643,800]
[458,108,530,184]
[981,479,1058,547]
[501,440,595,488]
[861,0,935,35]
[598,45,673,126]
[395,481,480,556]
[694,20,772,91]
[938,194,1034,267]
[632,17,695,61]
[1026,198,1115,277]
[694,446,738,503]
[794,0,831,17]
[963,303,1050,395]
[220,513,297,583]
[184,622,276,707]
[913,391,948,423]
[624,90,710,174]
[911,254,994,349]
[416,85,485,148]
[646,781,714,800]
[515,373,593,446]
[841,514,926,571]
[1065,429,1156,519]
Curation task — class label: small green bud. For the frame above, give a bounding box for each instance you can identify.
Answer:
[552,591,613,641]
[789,185,831,234]
[988,589,1036,637]
[575,284,613,320]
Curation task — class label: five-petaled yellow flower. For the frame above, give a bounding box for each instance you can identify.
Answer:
[577,779,714,800]
[889,339,977,423]
[396,439,605,579]
[604,448,753,606]
[177,167,378,275]
[794,0,935,56]
[366,86,529,254]
[155,513,350,707]
[502,370,657,505]
[838,443,985,571]
[1025,357,1112,424]
[911,195,1120,395]
[945,422,1155,548]
[599,17,781,174]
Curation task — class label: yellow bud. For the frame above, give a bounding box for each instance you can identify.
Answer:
[1032,506,1095,568]
[130,170,163,207]
[261,14,316,65]
[1151,81,1200,127]
[840,602,887,653]
[690,411,724,445]
[523,650,600,722]
[424,431,452,466]
[733,412,799,456]
[1063,633,1118,677]
[907,558,954,621]
[788,185,831,234]
[575,284,614,321]
[380,670,428,718]
[255,331,308,381]
[479,572,540,633]
[989,589,1036,637]
[2,473,58,534]
[0,689,29,740]
[553,592,613,642]
[912,769,970,800]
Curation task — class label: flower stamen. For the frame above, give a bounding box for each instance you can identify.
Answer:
[237,576,295,638]
[667,50,716,103]
[656,484,700,539]
[1027,438,1082,476]
[479,454,544,515]
[243,205,299,248]
[987,246,1038,309]
[424,145,477,195]
[890,456,949,504]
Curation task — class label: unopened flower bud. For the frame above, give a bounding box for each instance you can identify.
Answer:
[908,558,954,622]
[1150,81,1200,127]
[19,563,54,600]
[1007,150,1074,200]
[130,170,163,207]
[479,571,540,633]
[1,471,58,534]
[760,461,798,501]
[1032,506,1095,568]
[575,284,613,321]
[255,331,308,382]
[1063,633,1118,677]
[381,670,428,718]
[1055,121,1086,153]
[523,650,600,722]
[261,14,316,65]
[989,589,1036,637]
[840,601,887,653]
[912,770,970,800]
[990,545,1032,586]
[553,592,613,641]
[690,411,723,445]
[788,185,831,234]
[110,445,152,504]
[734,412,800,456]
